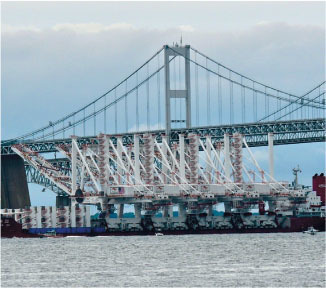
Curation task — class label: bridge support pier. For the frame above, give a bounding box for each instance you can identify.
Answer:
[1,155,31,208]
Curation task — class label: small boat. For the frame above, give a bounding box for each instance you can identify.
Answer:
[303,226,319,235]
[155,232,164,236]
[39,230,63,238]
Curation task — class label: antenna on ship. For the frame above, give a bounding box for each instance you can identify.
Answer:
[293,165,302,189]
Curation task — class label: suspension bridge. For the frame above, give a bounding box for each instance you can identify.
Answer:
[1,43,325,208]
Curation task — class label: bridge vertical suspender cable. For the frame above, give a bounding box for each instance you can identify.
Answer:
[157,54,161,129]
[230,71,233,124]
[206,57,211,125]
[218,65,222,125]
[264,87,267,120]
[257,82,325,122]
[104,95,107,133]
[277,92,281,121]
[255,86,259,121]
[318,86,321,118]
[6,45,326,146]
[173,57,177,128]
[146,63,150,130]
[83,110,85,136]
[73,115,75,135]
[252,82,255,122]
[241,77,245,123]
[195,51,199,126]
[93,103,96,135]
[125,80,128,132]
[179,55,181,128]
[301,93,304,119]
[114,88,117,133]
[136,72,139,131]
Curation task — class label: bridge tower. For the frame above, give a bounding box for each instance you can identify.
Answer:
[164,44,191,140]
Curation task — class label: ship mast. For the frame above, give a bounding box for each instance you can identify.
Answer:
[293,165,302,189]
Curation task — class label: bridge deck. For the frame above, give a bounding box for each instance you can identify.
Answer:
[2,118,325,155]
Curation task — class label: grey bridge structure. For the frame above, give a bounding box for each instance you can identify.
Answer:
[2,43,326,199]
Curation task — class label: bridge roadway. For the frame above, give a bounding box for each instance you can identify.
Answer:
[2,118,325,155]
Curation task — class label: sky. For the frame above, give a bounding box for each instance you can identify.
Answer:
[1,1,325,208]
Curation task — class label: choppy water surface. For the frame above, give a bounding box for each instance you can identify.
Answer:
[1,233,325,287]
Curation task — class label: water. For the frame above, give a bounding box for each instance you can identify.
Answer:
[1,233,325,287]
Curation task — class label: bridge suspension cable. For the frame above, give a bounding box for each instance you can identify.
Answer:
[190,46,325,108]
[3,47,165,144]
[168,46,325,126]
[3,44,325,146]
[258,81,326,122]
[18,53,179,142]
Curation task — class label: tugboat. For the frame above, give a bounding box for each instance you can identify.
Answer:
[303,226,319,235]
[39,230,64,238]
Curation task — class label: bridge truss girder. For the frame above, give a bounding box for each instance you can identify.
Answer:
[2,118,325,155]
[25,158,71,195]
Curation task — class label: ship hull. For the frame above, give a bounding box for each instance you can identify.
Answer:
[2,216,325,238]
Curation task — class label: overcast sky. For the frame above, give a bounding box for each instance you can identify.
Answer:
[2,1,325,206]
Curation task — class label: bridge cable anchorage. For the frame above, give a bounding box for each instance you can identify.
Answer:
[258,81,326,122]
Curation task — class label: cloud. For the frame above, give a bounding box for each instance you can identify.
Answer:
[52,22,136,34]
[2,21,324,141]
[3,24,41,33]
[179,25,195,32]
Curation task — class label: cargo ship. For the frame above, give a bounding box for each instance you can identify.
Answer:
[2,173,325,238]
[2,133,325,237]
